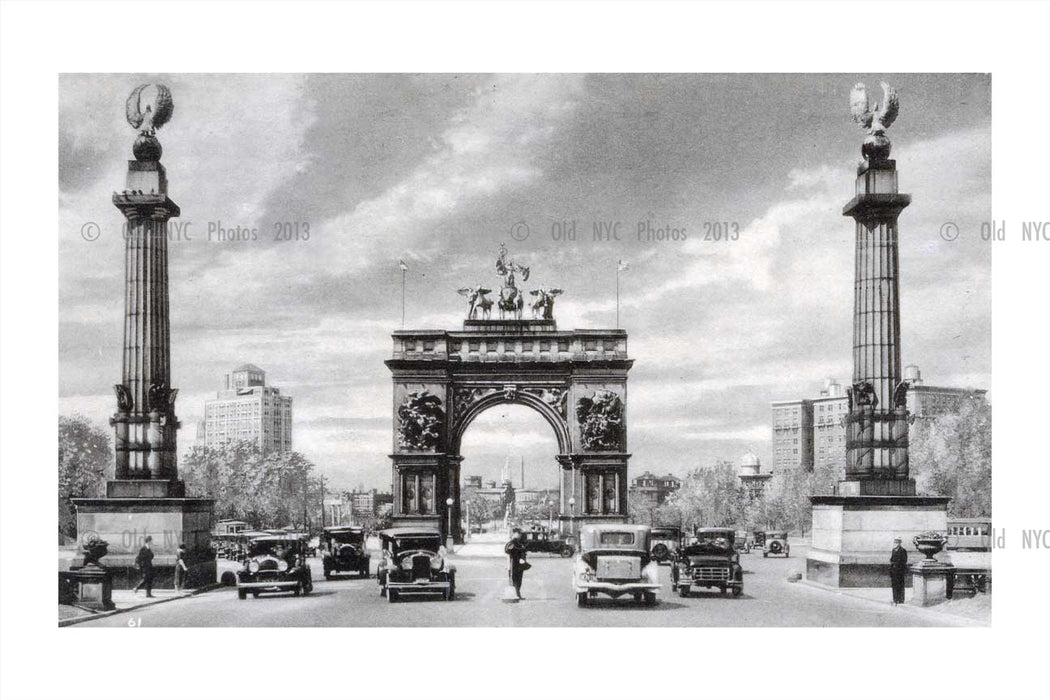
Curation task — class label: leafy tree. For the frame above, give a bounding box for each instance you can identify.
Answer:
[181,442,322,529]
[58,415,111,541]
[910,399,991,518]
[660,461,747,531]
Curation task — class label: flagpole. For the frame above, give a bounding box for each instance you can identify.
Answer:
[401,267,406,329]
[615,262,620,329]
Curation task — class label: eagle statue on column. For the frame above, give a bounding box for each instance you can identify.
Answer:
[849,81,899,161]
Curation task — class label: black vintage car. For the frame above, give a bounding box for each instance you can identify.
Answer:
[377,527,456,602]
[671,527,744,597]
[520,529,575,557]
[752,530,766,550]
[236,534,313,599]
[763,531,790,557]
[649,526,682,564]
[321,526,371,579]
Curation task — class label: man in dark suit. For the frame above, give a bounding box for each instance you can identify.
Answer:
[134,535,155,597]
[890,537,908,605]
[505,528,528,600]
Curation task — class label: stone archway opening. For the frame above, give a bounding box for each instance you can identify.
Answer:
[459,403,564,536]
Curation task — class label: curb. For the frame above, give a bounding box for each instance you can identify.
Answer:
[798,579,985,627]
[59,582,225,627]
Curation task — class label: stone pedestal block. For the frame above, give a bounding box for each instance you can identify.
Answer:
[66,566,115,611]
[910,560,955,606]
[72,488,215,589]
[806,491,949,588]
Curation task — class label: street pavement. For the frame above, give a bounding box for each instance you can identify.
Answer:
[76,543,973,627]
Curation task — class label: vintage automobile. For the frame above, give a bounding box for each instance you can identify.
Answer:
[649,526,682,565]
[671,527,744,597]
[520,529,575,557]
[763,531,790,558]
[377,527,456,602]
[734,530,752,554]
[751,530,766,550]
[236,534,313,599]
[321,526,371,578]
[572,524,660,607]
[225,530,270,563]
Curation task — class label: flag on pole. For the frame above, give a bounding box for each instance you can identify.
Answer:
[617,259,629,272]
[398,259,409,272]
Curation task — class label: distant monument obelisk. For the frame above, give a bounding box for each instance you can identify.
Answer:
[806,82,950,588]
[72,84,215,589]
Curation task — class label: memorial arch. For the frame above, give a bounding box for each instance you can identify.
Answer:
[386,248,633,543]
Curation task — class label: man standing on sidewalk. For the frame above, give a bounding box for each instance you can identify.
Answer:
[133,536,155,597]
[890,537,908,605]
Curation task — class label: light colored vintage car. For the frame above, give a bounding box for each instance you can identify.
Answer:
[572,524,660,607]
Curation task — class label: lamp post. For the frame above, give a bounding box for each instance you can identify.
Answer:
[445,497,455,552]
[568,496,576,538]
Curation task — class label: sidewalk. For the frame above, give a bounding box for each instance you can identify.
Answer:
[59,583,223,627]
[801,579,990,625]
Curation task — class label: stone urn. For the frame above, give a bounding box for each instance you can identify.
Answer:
[912,531,947,563]
[81,534,110,569]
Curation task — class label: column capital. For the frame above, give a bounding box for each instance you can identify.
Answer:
[112,192,180,220]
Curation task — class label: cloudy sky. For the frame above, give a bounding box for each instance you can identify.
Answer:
[59,74,991,493]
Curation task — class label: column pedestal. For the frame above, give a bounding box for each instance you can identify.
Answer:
[806,483,950,588]
[72,485,215,589]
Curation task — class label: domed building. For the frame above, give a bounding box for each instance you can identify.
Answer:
[738,451,772,499]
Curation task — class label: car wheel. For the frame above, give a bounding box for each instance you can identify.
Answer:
[324,570,332,580]
[678,586,690,598]
[643,592,657,606]
[733,585,743,597]
[237,589,247,600]
[388,590,399,603]
[763,552,768,558]
[576,592,587,607]
[720,586,727,596]
[560,546,573,558]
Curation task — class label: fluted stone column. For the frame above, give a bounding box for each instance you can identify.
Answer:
[806,83,949,588]
[109,138,182,491]
[841,158,913,493]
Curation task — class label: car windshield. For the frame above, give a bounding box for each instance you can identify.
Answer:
[393,536,440,553]
[249,540,295,556]
[331,532,364,544]
[599,531,635,546]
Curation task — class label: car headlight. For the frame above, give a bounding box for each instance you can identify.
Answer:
[430,555,443,571]
[277,560,289,572]
[577,564,596,581]
[248,560,260,573]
